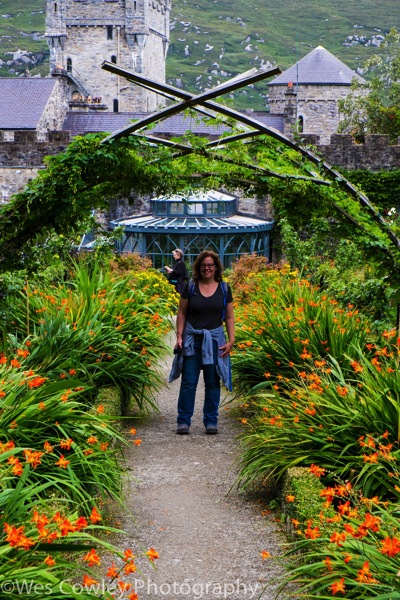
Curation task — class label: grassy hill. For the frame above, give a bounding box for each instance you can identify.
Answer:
[0,0,399,109]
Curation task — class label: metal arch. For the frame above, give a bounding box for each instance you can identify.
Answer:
[101,61,400,251]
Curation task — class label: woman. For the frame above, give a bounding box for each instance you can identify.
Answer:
[165,248,187,295]
[169,250,235,435]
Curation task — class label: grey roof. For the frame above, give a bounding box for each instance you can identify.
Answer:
[269,46,364,86]
[111,213,274,234]
[62,111,284,137]
[0,78,58,129]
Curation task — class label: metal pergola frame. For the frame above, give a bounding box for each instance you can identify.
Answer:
[100,60,400,254]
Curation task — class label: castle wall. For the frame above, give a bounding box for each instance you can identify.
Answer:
[0,131,71,202]
[2,131,400,213]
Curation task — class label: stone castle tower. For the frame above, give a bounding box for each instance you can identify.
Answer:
[45,0,171,113]
[268,46,365,144]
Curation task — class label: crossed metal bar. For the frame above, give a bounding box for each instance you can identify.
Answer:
[101,61,400,249]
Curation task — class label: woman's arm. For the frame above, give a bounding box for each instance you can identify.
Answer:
[219,302,235,358]
[175,297,188,349]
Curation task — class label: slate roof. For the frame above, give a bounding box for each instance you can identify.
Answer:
[62,111,285,137]
[0,78,58,129]
[269,46,364,86]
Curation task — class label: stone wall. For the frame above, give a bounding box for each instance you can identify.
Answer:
[0,167,42,204]
[299,133,400,171]
[0,131,71,167]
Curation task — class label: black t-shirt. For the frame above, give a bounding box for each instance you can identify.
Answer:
[181,281,233,330]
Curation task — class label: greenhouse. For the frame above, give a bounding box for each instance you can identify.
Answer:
[110,190,274,269]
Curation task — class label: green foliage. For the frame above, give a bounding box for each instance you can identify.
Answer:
[280,219,396,325]
[339,28,400,142]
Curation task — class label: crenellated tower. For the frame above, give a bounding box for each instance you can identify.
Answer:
[45,0,171,112]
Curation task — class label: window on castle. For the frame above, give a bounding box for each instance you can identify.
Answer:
[113,99,119,113]
[54,2,57,13]
[297,115,304,133]
[134,1,137,9]
[107,26,113,41]
[67,58,72,72]
[111,55,117,64]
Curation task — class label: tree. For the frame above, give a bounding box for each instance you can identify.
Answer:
[338,28,400,143]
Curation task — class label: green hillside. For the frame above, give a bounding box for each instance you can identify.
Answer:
[0,0,399,108]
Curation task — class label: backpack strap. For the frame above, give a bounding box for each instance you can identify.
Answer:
[220,281,228,321]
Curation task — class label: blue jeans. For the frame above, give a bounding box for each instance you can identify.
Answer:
[177,337,220,428]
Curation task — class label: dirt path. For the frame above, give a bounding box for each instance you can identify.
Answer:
[115,349,287,600]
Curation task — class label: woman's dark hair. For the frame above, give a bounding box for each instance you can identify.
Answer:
[192,250,223,282]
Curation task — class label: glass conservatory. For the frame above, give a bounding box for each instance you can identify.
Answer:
[110,190,274,269]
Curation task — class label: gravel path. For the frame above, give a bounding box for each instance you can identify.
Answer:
[115,348,287,600]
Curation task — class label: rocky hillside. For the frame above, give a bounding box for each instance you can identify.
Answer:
[0,0,398,109]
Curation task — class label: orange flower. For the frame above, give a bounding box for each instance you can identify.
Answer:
[60,438,73,450]
[55,455,70,469]
[75,517,88,531]
[83,548,101,567]
[146,547,159,561]
[286,495,295,503]
[96,405,105,414]
[380,536,400,557]
[83,574,98,587]
[305,520,320,539]
[371,357,381,371]
[69,369,77,376]
[350,360,363,373]
[336,386,348,397]
[323,556,333,571]
[330,578,346,595]
[59,518,76,536]
[24,449,43,468]
[44,555,56,567]
[355,561,378,584]
[87,435,98,445]
[106,562,118,578]
[11,458,23,476]
[27,376,46,389]
[260,550,271,560]
[124,561,137,574]
[10,359,21,368]
[129,428,137,435]
[309,464,325,478]
[123,549,135,561]
[330,531,347,546]
[90,506,102,523]
[134,439,142,446]
[44,441,54,453]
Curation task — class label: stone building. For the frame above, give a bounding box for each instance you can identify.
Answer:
[45,0,171,112]
[268,45,365,144]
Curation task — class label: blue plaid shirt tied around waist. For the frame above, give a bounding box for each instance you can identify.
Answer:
[168,322,232,391]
